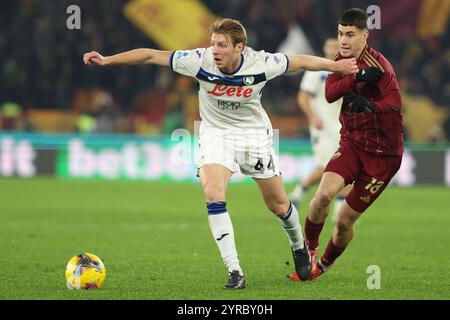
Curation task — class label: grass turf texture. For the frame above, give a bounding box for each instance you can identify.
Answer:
[0,178,449,300]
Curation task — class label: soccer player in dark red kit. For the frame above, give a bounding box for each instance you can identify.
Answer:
[303,8,403,280]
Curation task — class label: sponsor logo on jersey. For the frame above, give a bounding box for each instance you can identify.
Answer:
[177,51,190,59]
[207,84,253,98]
[360,195,371,203]
[243,76,254,85]
[217,100,241,110]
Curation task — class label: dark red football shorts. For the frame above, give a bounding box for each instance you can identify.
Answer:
[325,140,402,213]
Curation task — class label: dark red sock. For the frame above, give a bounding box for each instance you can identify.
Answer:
[322,239,346,266]
[304,217,324,250]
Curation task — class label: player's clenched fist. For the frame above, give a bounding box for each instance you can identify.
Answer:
[335,57,359,75]
[83,51,109,66]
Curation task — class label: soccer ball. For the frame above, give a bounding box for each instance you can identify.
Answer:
[65,252,106,289]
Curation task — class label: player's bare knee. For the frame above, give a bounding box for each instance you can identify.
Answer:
[203,184,226,202]
[314,190,334,208]
[335,216,354,232]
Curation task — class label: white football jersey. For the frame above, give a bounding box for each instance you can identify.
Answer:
[170,47,289,130]
[300,70,342,135]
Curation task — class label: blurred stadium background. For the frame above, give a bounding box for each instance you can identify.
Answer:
[0,0,450,185]
[0,0,449,184]
[0,0,449,300]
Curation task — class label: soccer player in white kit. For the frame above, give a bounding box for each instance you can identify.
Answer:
[83,18,358,289]
[290,38,351,221]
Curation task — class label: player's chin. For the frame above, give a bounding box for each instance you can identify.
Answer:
[340,49,352,57]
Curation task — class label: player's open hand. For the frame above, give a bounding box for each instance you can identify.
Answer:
[335,58,358,76]
[83,51,109,66]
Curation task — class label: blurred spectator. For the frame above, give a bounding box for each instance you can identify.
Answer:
[0,102,23,130]
[92,91,116,133]
[75,111,96,134]
[0,101,36,131]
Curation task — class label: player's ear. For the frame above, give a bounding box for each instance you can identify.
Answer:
[235,42,245,52]
[362,29,369,42]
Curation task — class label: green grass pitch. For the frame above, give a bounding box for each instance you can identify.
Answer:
[0,177,449,300]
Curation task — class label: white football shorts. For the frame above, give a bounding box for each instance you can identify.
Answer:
[197,124,281,179]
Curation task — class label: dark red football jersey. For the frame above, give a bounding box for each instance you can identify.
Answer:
[325,45,403,157]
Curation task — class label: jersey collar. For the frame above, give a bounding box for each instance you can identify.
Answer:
[357,44,369,62]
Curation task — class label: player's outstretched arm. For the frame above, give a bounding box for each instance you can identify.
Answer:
[83,49,172,67]
[287,55,358,75]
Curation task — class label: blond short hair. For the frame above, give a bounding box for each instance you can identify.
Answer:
[209,18,247,47]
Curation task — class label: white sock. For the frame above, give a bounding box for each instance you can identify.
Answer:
[279,202,305,250]
[207,202,243,276]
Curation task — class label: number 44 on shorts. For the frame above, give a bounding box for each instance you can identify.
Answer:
[254,156,275,173]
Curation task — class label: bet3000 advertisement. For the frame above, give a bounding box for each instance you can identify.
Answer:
[0,133,449,186]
